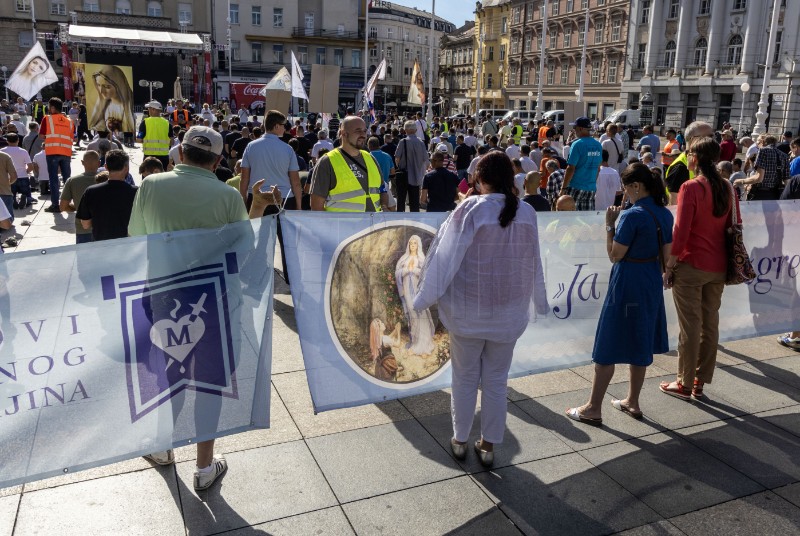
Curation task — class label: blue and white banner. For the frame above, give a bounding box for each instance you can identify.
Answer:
[0,217,276,488]
[281,201,800,413]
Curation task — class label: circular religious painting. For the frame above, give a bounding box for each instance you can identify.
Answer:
[324,222,451,388]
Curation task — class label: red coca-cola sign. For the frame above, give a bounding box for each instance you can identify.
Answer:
[231,83,267,110]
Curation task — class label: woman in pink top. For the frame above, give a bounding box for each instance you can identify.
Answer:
[660,138,740,401]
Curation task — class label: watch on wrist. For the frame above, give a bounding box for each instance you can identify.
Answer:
[605,225,614,233]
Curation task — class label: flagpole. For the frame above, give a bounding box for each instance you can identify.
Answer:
[535,1,548,121]
[427,0,435,122]
[364,0,370,113]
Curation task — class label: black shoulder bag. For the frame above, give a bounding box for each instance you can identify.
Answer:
[395,140,408,182]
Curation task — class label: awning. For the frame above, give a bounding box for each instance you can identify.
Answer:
[67,24,204,51]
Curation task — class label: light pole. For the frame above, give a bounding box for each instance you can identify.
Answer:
[535,0,549,121]
[753,0,781,135]
[738,82,751,137]
[383,86,389,109]
[0,67,7,101]
[139,79,164,101]
[527,90,533,112]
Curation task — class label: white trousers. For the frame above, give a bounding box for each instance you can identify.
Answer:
[449,333,517,444]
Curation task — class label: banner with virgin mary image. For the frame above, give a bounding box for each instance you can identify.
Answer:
[6,42,59,101]
[84,64,136,133]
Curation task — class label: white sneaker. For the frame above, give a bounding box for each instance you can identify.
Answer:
[193,457,228,491]
[143,450,174,466]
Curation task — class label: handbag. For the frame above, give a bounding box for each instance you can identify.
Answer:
[395,139,408,182]
[725,188,756,285]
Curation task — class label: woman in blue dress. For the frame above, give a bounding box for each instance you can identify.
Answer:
[567,163,673,424]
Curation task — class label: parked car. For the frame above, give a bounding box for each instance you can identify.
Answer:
[477,108,510,122]
[501,110,537,125]
[543,109,565,133]
[603,109,641,129]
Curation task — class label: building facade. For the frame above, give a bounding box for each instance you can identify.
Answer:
[620,0,799,134]
[0,0,211,104]
[505,0,631,120]
[366,0,455,112]
[439,21,475,115]
[466,0,511,112]
[212,0,368,109]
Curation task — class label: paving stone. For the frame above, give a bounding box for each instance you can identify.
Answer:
[173,387,301,463]
[306,419,464,503]
[223,507,355,535]
[754,406,800,438]
[0,487,20,499]
[579,432,764,518]
[507,368,592,401]
[676,416,800,489]
[22,457,152,492]
[605,377,747,431]
[398,388,459,418]
[0,495,18,536]
[15,469,184,536]
[719,335,800,361]
[669,491,800,536]
[700,363,800,414]
[177,441,338,535]
[343,476,520,536]
[612,520,685,535]
[774,482,800,508]
[272,370,413,438]
[271,323,306,375]
[474,452,661,535]
[569,363,671,387]
[744,355,800,391]
[514,389,667,451]
[418,402,573,473]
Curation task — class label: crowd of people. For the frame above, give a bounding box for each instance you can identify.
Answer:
[0,96,797,484]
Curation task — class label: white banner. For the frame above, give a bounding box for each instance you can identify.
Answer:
[291,51,309,101]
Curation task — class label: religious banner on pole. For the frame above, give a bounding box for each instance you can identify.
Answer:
[407,60,425,106]
[84,64,135,133]
[6,42,58,101]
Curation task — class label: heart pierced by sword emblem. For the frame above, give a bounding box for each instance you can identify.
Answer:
[149,293,208,374]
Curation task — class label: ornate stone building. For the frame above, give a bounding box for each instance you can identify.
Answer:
[439,21,474,115]
[620,0,799,133]
[466,0,512,112]
[505,0,631,120]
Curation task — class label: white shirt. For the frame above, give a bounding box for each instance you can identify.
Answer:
[413,119,427,141]
[595,165,621,210]
[32,150,48,179]
[413,194,549,341]
[520,156,536,174]
[514,172,526,197]
[599,133,623,144]
[11,121,27,136]
[1,146,31,177]
[530,148,542,167]
[168,144,182,167]
[464,135,478,148]
[467,154,482,177]
[505,144,521,160]
[200,109,215,123]
[311,139,334,159]
[746,144,759,160]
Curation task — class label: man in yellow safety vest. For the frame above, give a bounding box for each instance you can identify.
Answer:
[136,100,171,170]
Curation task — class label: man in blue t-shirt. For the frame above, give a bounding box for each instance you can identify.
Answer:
[560,117,603,211]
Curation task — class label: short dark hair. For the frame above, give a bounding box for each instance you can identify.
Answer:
[264,110,286,131]
[105,150,129,172]
[5,133,18,144]
[602,149,609,163]
[139,157,164,175]
[181,145,218,166]
[791,137,800,148]
[49,97,63,111]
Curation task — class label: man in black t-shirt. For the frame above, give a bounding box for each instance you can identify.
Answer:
[453,134,475,181]
[421,152,459,212]
[224,125,242,168]
[76,149,137,241]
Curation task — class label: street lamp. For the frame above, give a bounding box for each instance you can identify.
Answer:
[139,79,164,101]
[0,67,7,101]
[383,86,389,109]
[527,90,533,112]
[738,82,750,137]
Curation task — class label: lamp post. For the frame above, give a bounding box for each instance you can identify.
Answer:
[535,0,549,121]
[0,67,7,101]
[139,79,164,101]
[527,90,533,112]
[738,82,750,137]
[383,86,389,110]
[753,0,781,135]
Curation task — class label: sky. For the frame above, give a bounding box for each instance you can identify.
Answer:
[386,0,473,29]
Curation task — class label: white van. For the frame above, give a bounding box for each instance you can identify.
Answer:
[478,108,510,122]
[543,109,565,132]
[502,110,537,124]
[604,109,640,127]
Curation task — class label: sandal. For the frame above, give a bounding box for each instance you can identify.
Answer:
[610,399,643,419]
[565,407,602,426]
[2,237,18,248]
[692,379,705,400]
[659,380,692,401]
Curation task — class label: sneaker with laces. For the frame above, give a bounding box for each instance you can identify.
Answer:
[143,449,174,466]
[777,334,800,350]
[194,457,227,491]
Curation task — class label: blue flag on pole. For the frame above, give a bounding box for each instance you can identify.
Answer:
[0,217,276,488]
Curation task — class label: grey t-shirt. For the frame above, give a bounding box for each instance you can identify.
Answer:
[395,136,428,187]
[311,151,385,212]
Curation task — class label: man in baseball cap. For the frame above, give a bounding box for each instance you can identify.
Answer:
[559,116,603,210]
[137,100,171,169]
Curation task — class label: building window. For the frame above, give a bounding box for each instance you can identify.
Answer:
[512,37,519,54]
[668,0,680,19]
[567,0,574,12]
[488,46,494,61]
[547,63,555,85]
[637,43,647,69]
[369,47,378,58]
[598,0,606,5]
[509,67,517,85]
[561,64,569,84]
[656,93,668,125]
[550,29,557,50]
[178,3,192,24]
[663,40,676,68]
[563,27,571,48]
[641,0,651,24]
[552,0,560,16]
[591,59,600,84]
[611,19,621,41]
[147,1,162,17]
[733,0,747,10]
[726,35,743,65]
[369,26,377,38]
[231,40,240,61]
[526,2,534,21]
[578,27,585,47]
[539,2,545,18]
[270,44,282,64]
[773,30,782,65]
[524,33,532,52]
[513,7,521,24]
[487,73,493,89]
[51,1,67,15]
[251,42,262,63]
[523,64,530,85]
[83,0,99,12]
[404,48,410,60]
[693,37,707,66]
[16,1,31,12]
[273,8,283,27]
[594,20,604,45]
[717,94,733,129]
[685,93,699,124]
[316,47,326,65]
[252,6,261,26]
[698,0,711,15]
[607,59,618,83]
[500,45,506,61]
[229,3,239,24]
[502,17,508,33]
[387,27,393,39]
[298,46,308,64]
[334,49,343,66]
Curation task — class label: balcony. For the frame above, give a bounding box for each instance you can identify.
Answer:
[74,10,172,29]
[716,65,740,76]
[230,60,364,77]
[291,27,366,41]
[682,66,705,78]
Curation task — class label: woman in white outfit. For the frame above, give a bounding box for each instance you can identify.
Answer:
[396,235,436,355]
[414,151,549,466]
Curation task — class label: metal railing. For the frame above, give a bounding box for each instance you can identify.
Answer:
[74,10,173,29]
[291,27,366,40]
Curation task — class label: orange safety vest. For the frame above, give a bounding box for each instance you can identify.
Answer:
[662,139,679,166]
[172,109,190,125]
[538,126,551,144]
[43,114,73,156]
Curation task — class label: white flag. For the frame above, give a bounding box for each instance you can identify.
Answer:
[364,58,387,106]
[259,67,292,95]
[291,52,309,101]
[7,42,58,101]
[407,60,425,105]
